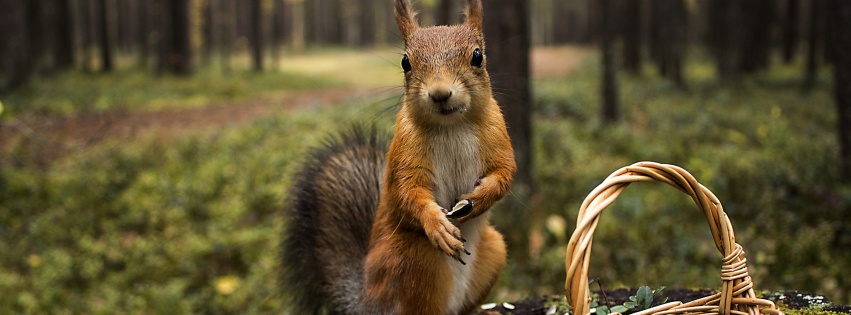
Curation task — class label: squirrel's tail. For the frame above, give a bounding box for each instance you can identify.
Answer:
[279,125,387,314]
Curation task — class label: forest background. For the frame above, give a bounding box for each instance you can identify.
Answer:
[1,0,850,313]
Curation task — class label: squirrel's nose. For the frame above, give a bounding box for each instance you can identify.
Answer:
[429,89,452,104]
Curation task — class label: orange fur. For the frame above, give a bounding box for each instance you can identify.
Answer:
[362,0,516,313]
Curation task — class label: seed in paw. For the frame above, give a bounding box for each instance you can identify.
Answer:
[446,199,473,219]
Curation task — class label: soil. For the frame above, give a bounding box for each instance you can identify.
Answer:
[477,289,851,315]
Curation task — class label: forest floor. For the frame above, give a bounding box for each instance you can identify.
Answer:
[0,46,588,165]
[478,289,851,315]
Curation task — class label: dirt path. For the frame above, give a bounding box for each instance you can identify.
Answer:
[0,87,368,165]
[0,46,588,166]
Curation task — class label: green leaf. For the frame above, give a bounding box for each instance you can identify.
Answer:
[611,305,629,313]
[624,302,636,308]
[596,306,609,315]
[636,286,653,309]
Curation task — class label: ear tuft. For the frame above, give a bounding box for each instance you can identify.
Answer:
[464,0,483,32]
[395,0,419,42]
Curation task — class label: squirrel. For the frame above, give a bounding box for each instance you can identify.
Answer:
[280,0,516,314]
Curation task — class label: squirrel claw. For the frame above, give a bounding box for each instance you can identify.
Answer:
[464,249,471,255]
[457,256,467,265]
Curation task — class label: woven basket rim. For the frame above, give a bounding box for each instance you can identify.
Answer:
[564,161,783,315]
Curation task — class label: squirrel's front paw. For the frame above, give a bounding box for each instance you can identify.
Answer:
[425,213,470,264]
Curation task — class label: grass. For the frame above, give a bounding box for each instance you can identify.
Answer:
[1,48,849,313]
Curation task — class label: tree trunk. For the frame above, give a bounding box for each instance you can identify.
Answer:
[53,0,75,69]
[0,0,33,90]
[160,0,192,75]
[830,0,851,180]
[738,0,774,74]
[359,0,375,45]
[434,0,455,26]
[80,0,94,72]
[783,0,800,64]
[137,0,149,67]
[272,0,283,64]
[250,0,264,71]
[601,0,620,123]
[203,0,214,65]
[805,0,824,89]
[552,0,575,44]
[654,0,686,86]
[483,0,532,268]
[622,0,642,74]
[97,0,112,72]
[288,0,306,50]
[708,0,736,81]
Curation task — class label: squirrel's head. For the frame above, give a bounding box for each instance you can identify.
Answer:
[395,0,492,126]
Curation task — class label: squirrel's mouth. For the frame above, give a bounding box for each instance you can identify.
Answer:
[438,106,463,115]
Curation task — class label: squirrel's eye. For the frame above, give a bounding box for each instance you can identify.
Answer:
[471,48,483,68]
[401,54,412,73]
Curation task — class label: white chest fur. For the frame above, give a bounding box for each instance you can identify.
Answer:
[429,126,483,314]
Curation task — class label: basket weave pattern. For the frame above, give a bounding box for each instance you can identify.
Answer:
[564,162,783,315]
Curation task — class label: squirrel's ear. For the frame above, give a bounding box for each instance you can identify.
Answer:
[394,0,418,42]
[464,0,483,32]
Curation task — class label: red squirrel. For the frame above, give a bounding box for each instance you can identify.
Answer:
[281,0,516,314]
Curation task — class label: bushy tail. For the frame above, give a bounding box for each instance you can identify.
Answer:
[280,125,387,314]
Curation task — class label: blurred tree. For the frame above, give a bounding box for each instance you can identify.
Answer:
[359,0,376,45]
[649,0,686,86]
[203,0,215,65]
[782,0,800,64]
[53,0,75,70]
[434,0,457,25]
[97,0,113,72]
[286,0,306,50]
[805,0,825,90]
[159,0,192,75]
[79,0,94,72]
[339,0,357,45]
[115,0,130,51]
[708,0,737,81]
[272,0,286,63]
[600,0,620,122]
[708,0,775,80]
[551,0,575,44]
[0,0,33,90]
[483,0,533,254]
[137,0,150,66]
[250,0,264,71]
[621,0,642,74]
[27,0,45,72]
[830,0,851,180]
[738,0,774,74]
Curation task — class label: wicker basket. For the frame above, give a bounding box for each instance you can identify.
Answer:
[564,162,783,315]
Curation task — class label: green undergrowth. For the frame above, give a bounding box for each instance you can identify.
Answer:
[784,310,845,315]
[0,97,397,313]
[0,65,343,118]
[504,54,850,304]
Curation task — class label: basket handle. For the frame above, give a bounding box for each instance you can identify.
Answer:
[564,162,774,315]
